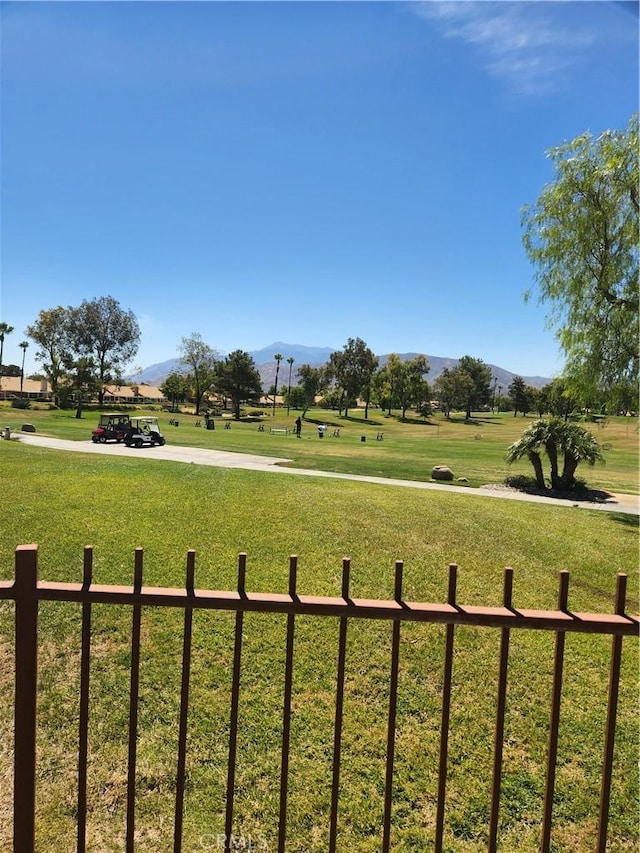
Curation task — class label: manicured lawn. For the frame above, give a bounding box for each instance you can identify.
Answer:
[0,435,637,852]
[2,404,638,493]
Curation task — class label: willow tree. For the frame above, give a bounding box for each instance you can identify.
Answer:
[522,114,639,410]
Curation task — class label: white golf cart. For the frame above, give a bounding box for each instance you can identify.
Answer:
[123,416,166,448]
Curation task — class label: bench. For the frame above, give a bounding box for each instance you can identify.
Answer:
[376,432,384,441]
[169,419,180,427]
[332,428,340,437]
[270,427,289,435]
[224,422,231,430]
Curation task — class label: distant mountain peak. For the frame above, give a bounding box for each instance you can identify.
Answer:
[127,342,551,391]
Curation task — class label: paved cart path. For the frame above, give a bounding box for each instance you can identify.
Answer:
[12,433,640,515]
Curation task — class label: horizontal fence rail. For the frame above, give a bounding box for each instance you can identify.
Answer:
[1,544,638,853]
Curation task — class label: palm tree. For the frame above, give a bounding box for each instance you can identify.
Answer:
[19,340,29,395]
[272,353,283,417]
[506,418,605,491]
[286,356,294,416]
[0,322,15,387]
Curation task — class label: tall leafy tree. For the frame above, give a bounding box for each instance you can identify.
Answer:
[286,385,307,412]
[25,307,72,406]
[373,362,395,415]
[522,114,639,409]
[541,378,578,421]
[404,355,430,419]
[213,350,263,420]
[457,355,493,419]
[433,367,474,419]
[508,376,529,417]
[66,296,140,406]
[161,371,191,411]
[297,364,329,416]
[63,356,102,419]
[179,333,220,415]
[386,354,430,419]
[329,337,378,418]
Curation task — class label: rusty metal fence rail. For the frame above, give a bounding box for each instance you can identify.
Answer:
[1,544,638,853]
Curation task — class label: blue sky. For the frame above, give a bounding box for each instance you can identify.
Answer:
[1,1,637,379]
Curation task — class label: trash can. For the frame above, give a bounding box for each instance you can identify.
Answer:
[317,425,326,439]
[3,427,10,440]
[361,435,366,442]
[206,419,215,430]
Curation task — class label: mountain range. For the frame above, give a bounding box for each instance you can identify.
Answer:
[128,341,552,392]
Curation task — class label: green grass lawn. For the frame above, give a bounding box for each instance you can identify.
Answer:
[0,414,638,852]
[2,404,638,494]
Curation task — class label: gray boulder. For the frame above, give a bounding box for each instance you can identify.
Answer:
[432,465,454,481]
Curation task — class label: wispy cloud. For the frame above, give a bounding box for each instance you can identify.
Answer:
[411,1,596,95]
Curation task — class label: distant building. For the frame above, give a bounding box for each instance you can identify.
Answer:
[0,377,54,402]
[0,377,167,405]
[102,384,167,404]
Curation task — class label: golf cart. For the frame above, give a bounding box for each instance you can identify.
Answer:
[92,413,130,443]
[123,416,166,448]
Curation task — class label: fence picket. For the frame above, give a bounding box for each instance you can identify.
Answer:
[597,573,628,853]
[4,545,637,853]
[541,570,570,853]
[329,557,351,853]
[126,549,143,853]
[77,546,93,853]
[434,563,458,853]
[224,553,246,852]
[382,561,403,853]
[173,550,196,853]
[277,556,298,853]
[488,567,513,853]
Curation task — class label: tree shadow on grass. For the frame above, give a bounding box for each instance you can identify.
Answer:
[305,414,384,427]
[607,513,639,528]
[446,415,501,426]
[397,415,439,427]
[506,476,637,513]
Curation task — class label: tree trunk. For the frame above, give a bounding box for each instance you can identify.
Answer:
[545,439,560,490]
[528,451,545,489]
[558,453,579,490]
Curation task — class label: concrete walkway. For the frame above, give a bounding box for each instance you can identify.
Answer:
[12,433,640,515]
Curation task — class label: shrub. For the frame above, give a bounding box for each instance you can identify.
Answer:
[11,398,31,410]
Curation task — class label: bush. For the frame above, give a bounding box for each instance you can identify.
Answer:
[11,398,31,410]
[504,474,541,491]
